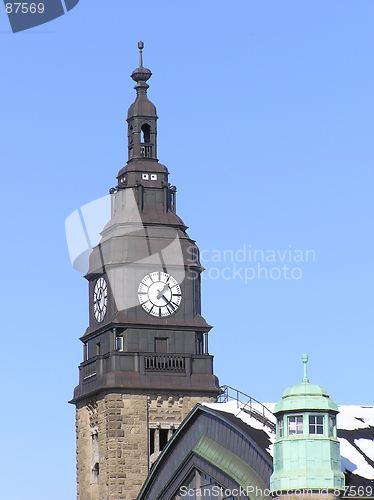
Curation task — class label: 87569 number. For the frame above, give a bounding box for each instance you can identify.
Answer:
[5,3,45,14]
[341,486,373,497]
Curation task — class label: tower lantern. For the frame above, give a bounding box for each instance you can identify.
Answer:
[126,41,158,162]
[270,354,345,499]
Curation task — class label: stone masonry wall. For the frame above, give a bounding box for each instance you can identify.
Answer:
[76,392,216,500]
[76,402,93,500]
[148,393,213,425]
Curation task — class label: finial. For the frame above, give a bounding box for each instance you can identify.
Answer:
[302,353,309,382]
[131,41,151,87]
[138,41,144,67]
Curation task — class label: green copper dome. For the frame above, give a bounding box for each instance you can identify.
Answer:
[270,354,345,494]
[282,381,328,397]
[274,354,339,414]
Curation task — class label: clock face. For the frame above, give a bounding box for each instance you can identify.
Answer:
[93,277,108,323]
[138,272,182,317]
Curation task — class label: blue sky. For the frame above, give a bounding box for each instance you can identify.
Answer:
[1,2,373,499]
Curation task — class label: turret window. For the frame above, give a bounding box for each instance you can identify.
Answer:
[329,415,336,437]
[309,415,324,435]
[141,124,151,143]
[140,125,152,157]
[288,415,303,435]
[128,125,134,160]
[278,417,284,438]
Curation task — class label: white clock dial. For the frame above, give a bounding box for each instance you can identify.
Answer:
[138,272,182,317]
[93,277,108,323]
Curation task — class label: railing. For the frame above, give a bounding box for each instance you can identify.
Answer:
[144,355,185,372]
[218,385,276,432]
[81,359,97,381]
[79,353,191,380]
[140,144,152,158]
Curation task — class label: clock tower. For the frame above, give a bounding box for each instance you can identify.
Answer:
[70,42,220,500]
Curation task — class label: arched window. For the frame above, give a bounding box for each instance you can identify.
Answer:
[141,124,151,143]
[128,125,134,160]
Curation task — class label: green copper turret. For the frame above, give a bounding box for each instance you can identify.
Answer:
[270,355,345,493]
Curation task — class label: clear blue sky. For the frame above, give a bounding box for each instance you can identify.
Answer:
[1,2,373,499]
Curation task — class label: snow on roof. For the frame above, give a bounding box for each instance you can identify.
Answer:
[337,406,374,430]
[340,439,374,479]
[204,401,374,481]
[337,406,374,482]
[355,439,374,463]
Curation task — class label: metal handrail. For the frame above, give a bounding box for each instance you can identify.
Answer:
[218,385,276,432]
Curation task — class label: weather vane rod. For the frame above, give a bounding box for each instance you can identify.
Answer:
[138,41,144,67]
[302,353,309,382]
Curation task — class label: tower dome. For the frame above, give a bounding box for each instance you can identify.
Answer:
[274,354,338,413]
[127,52,157,119]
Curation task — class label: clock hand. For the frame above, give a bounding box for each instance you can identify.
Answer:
[156,284,169,300]
[160,295,175,310]
[98,291,105,312]
[97,289,103,311]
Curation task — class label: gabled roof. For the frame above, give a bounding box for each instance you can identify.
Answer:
[137,404,273,500]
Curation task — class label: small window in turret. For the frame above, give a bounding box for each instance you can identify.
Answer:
[141,124,151,143]
[309,415,324,435]
[129,125,134,145]
[328,416,336,437]
[142,173,149,180]
[278,417,284,438]
[288,415,303,435]
[151,174,157,180]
